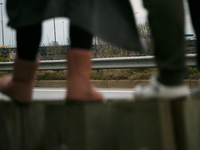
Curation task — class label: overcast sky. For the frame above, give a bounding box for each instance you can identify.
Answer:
[0,0,195,47]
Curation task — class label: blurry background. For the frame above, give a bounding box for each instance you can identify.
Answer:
[0,0,196,61]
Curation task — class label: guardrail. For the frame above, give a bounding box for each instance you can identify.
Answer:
[0,54,197,71]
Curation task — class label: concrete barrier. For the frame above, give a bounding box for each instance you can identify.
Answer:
[35,80,199,89]
[0,99,200,150]
[171,100,200,150]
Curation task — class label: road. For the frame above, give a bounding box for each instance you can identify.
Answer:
[0,88,135,101]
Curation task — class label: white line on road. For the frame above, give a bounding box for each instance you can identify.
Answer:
[34,89,135,93]
[34,89,66,92]
[99,91,134,93]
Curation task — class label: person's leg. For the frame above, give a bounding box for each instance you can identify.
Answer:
[187,0,200,98]
[17,23,42,61]
[143,0,186,85]
[0,23,42,102]
[134,0,190,99]
[70,25,92,50]
[187,0,200,70]
[66,25,103,100]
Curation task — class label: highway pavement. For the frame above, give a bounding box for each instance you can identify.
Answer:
[0,88,135,101]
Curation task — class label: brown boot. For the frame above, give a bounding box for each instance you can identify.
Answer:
[66,49,104,101]
[0,58,39,103]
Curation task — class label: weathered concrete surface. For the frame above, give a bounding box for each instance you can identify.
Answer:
[0,99,200,150]
[35,79,199,88]
[35,80,67,88]
[115,101,177,150]
[171,100,200,150]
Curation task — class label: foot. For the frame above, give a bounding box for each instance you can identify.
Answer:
[67,85,104,101]
[0,58,38,103]
[67,92,104,101]
[66,49,104,101]
[0,75,33,102]
[134,75,190,100]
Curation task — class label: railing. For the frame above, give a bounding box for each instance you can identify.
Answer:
[0,54,197,71]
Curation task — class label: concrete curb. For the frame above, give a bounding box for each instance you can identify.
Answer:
[35,80,199,89]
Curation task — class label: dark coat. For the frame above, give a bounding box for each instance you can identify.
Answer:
[6,0,145,52]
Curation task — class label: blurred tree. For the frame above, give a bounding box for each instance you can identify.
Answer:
[46,41,63,60]
[0,52,10,62]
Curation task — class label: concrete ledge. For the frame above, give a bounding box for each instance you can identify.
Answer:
[35,80,199,89]
[171,99,200,150]
[106,80,148,88]
[35,80,67,88]
[190,80,199,88]
[91,80,107,88]
[1,99,200,150]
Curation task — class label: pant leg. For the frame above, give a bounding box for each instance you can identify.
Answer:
[188,0,200,70]
[16,23,42,61]
[143,0,186,86]
[70,25,93,50]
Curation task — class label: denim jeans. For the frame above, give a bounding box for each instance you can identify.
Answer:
[143,0,186,85]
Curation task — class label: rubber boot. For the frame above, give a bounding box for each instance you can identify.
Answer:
[66,49,104,101]
[0,58,39,103]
